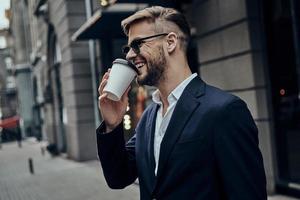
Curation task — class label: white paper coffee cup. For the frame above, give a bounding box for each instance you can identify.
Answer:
[103,58,138,101]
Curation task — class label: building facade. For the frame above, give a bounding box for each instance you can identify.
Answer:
[9,0,35,138]
[0,28,19,140]
[9,0,300,197]
[9,0,98,160]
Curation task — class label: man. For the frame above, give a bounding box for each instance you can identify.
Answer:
[97,6,267,200]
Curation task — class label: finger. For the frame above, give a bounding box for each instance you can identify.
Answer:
[98,79,108,95]
[100,72,109,83]
[102,68,111,80]
[98,71,110,92]
[98,69,110,86]
[98,93,108,103]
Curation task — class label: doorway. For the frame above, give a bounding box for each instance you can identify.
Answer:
[263,0,300,196]
[47,25,67,152]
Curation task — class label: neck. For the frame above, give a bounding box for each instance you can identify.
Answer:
[157,58,192,108]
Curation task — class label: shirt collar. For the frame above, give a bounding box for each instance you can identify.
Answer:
[152,89,162,105]
[152,73,197,105]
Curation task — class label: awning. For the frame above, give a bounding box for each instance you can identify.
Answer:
[0,116,20,129]
[71,7,139,41]
[71,1,185,41]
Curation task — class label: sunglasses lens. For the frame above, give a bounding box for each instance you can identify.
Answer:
[122,46,130,55]
[131,41,140,54]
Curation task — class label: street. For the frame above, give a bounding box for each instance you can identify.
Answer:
[0,139,139,200]
[0,139,298,200]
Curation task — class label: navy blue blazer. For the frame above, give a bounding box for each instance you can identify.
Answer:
[96,76,267,200]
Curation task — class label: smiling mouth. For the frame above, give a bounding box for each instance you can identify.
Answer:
[136,63,145,69]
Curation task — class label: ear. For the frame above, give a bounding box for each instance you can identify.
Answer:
[166,32,178,53]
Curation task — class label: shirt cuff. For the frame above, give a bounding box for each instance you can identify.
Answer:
[96,121,123,136]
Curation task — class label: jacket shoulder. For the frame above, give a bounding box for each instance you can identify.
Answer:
[204,84,244,109]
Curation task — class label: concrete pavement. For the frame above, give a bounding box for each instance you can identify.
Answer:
[0,138,299,200]
[0,139,139,200]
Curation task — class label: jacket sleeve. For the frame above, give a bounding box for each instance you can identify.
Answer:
[214,99,267,200]
[96,121,137,189]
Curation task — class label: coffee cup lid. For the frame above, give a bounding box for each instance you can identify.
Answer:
[113,58,138,74]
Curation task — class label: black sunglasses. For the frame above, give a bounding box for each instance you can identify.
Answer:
[122,33,169,56]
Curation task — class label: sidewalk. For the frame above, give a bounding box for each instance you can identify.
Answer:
[0,139,139,200]
[0,139,299,200]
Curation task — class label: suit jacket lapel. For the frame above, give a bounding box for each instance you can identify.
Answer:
[146,104,159,188]
[155,77,205,182]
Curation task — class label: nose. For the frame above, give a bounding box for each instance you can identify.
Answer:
[126,48,137,61]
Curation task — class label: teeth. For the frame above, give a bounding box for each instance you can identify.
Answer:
[136,63,145,68]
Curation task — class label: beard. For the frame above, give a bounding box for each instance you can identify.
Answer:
[137,46,166,86]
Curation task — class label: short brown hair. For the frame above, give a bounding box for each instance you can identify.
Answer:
[121,6,191,52]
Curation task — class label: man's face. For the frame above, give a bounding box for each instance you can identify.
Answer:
[126,21,167,87]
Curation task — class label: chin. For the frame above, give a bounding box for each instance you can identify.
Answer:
[137,77,147,86]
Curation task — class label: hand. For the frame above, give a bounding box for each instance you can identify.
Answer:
[98,69,130,132]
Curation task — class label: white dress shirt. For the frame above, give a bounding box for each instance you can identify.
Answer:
[152,73,197,175]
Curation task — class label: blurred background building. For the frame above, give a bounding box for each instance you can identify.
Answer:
[0,17,19,142]
[4,0,300,198]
